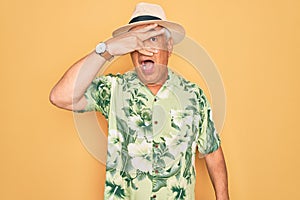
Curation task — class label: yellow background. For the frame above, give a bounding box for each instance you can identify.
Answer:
[1,0,299,199]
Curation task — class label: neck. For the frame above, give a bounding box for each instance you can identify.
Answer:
[147,84,162,95]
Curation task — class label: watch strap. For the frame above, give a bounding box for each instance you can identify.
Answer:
[100,50,114,61]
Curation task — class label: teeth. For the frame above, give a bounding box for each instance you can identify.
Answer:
[141,61,147,69]
[142,65,149,70]
[140,60,154,70]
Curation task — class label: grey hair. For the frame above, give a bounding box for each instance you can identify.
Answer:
[163,28,172,41]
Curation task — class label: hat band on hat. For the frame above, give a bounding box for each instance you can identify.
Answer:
[129,15,161,24]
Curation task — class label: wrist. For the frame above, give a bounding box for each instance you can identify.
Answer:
[95,42,114,61]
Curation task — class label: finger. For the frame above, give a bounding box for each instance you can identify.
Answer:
[136,39,144,50]
[140,28,165,41]
[136,40,159,54]
[137,49,154,56]
[143,46,159,54]
[133,40,154,56]
[134,23,158,33]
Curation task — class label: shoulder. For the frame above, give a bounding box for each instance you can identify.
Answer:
[93,70,135,83]
[102,70,138,82]
[168,69,208,104]
[169,69,203,93]
[91,70,140,92]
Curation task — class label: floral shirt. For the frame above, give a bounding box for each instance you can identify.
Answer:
[83,69,220,200]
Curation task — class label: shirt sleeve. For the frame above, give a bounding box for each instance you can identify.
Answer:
[196,88,221,155]
[76,75,113,119]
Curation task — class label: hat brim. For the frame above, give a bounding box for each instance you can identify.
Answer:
[112,20,185,44]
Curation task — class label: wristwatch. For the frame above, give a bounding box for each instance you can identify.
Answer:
[95,42,114,61]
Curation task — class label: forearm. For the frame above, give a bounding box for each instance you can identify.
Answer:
[204,147,229,200]
[50,50,106,110]
[50,24,165,111]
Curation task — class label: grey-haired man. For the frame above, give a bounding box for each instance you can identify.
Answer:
[50,2,229,200]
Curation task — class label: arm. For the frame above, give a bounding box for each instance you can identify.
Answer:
[49,24,165,111]
[49,51,106,111]
[204,146,230,200]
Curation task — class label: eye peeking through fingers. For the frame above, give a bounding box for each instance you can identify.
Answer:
[150,37,158,42]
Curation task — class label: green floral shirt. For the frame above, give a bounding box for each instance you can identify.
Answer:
[83,69,220,200]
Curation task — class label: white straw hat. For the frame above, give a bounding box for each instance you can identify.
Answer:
[112,2,185,44]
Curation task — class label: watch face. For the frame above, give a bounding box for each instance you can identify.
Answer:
[95,42,106,54]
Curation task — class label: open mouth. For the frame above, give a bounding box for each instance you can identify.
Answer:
[140,59,155,74]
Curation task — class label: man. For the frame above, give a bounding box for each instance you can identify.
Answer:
[50,2,229,200]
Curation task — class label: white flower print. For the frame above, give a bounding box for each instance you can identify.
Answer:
[170,110,193,130]
[128,140,152,172]
[165,132,190,157]
[107,145,120,169]
[167,178,188,200]
[107,129,123,169]
[128,115,143,130]
[108,129,124,147]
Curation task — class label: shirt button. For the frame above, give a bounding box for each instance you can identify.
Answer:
[154,98,157,102]
[152,194,156,198]
[155,144,158,148]
[154,121,158,125]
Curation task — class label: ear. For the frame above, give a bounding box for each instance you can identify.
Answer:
[167,38,173,57]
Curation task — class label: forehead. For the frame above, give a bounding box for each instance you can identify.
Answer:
[129,24,164,31]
